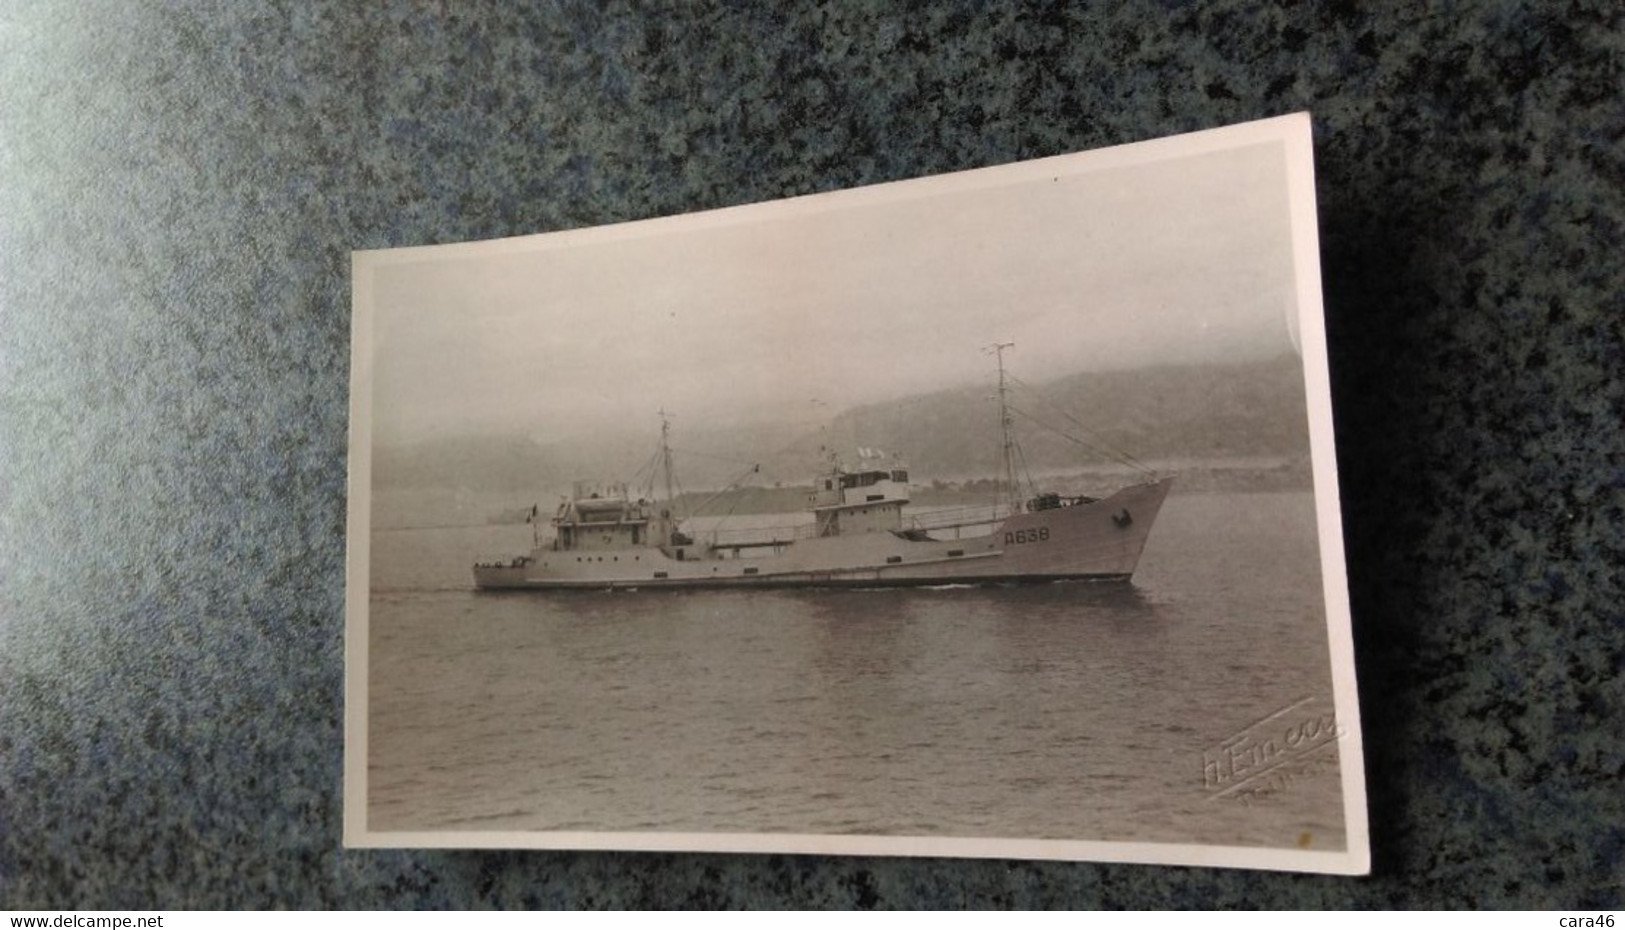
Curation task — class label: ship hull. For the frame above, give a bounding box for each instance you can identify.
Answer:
[474,477,1172,590]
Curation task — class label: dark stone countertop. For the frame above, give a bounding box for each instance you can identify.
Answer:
[1,1,1620,909]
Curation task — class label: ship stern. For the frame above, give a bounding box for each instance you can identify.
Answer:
[472,557,533,589]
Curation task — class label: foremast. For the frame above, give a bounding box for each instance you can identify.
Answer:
[988,341,1021,518]
[658,408,678,517]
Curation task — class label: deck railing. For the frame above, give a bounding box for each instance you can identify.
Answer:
[703,521,820,547]
[905,504,1010,533]
[686,504,1011,548]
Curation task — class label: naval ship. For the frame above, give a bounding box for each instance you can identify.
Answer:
[472,346,1171,590]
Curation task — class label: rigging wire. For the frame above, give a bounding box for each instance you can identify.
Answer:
[630,444,664,500]
[671,473,688,519]
[1006,403,1155,477]
[1005,376,1158,477]
[1004,402,1119,466]
[668,446,761,466]
[686,462,764,520]
[1015,379,1155,475]
[1013,435,1040,502]
[713,465,765,530]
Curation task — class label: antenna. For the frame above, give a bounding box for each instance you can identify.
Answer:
[985,342,1018,515]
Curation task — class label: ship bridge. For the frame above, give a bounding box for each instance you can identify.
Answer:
[808,465,911,537]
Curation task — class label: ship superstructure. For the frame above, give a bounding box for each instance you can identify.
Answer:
[473,349,1171,590]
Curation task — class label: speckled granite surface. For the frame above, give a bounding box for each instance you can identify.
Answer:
[2,0,1621,909]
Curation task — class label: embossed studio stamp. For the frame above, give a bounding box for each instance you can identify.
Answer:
[1204,696,1346,804]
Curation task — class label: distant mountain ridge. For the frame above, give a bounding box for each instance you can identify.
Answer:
[372,355,1311,498]
[769,354,1310,479]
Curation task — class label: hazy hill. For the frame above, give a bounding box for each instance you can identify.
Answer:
[371,419,809,500]
[768,354,1310,478]
[372,355,1311,500]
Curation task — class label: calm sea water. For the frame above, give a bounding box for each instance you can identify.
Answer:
[366,490,1346,850]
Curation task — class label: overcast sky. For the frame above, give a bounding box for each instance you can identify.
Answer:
[362,134,1303,448]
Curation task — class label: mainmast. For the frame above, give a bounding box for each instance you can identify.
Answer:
[658,408,677,512]
[987,341,1019,516]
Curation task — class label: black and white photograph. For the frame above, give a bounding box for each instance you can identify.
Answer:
[344,114,1368,874]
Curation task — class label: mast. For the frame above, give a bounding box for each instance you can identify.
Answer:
[658,408,677,513]
[988,341,1019,515]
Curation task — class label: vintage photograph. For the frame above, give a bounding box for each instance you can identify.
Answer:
[345,114,1368,874]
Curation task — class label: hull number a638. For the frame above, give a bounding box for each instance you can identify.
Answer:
[1005,527,1050,545]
